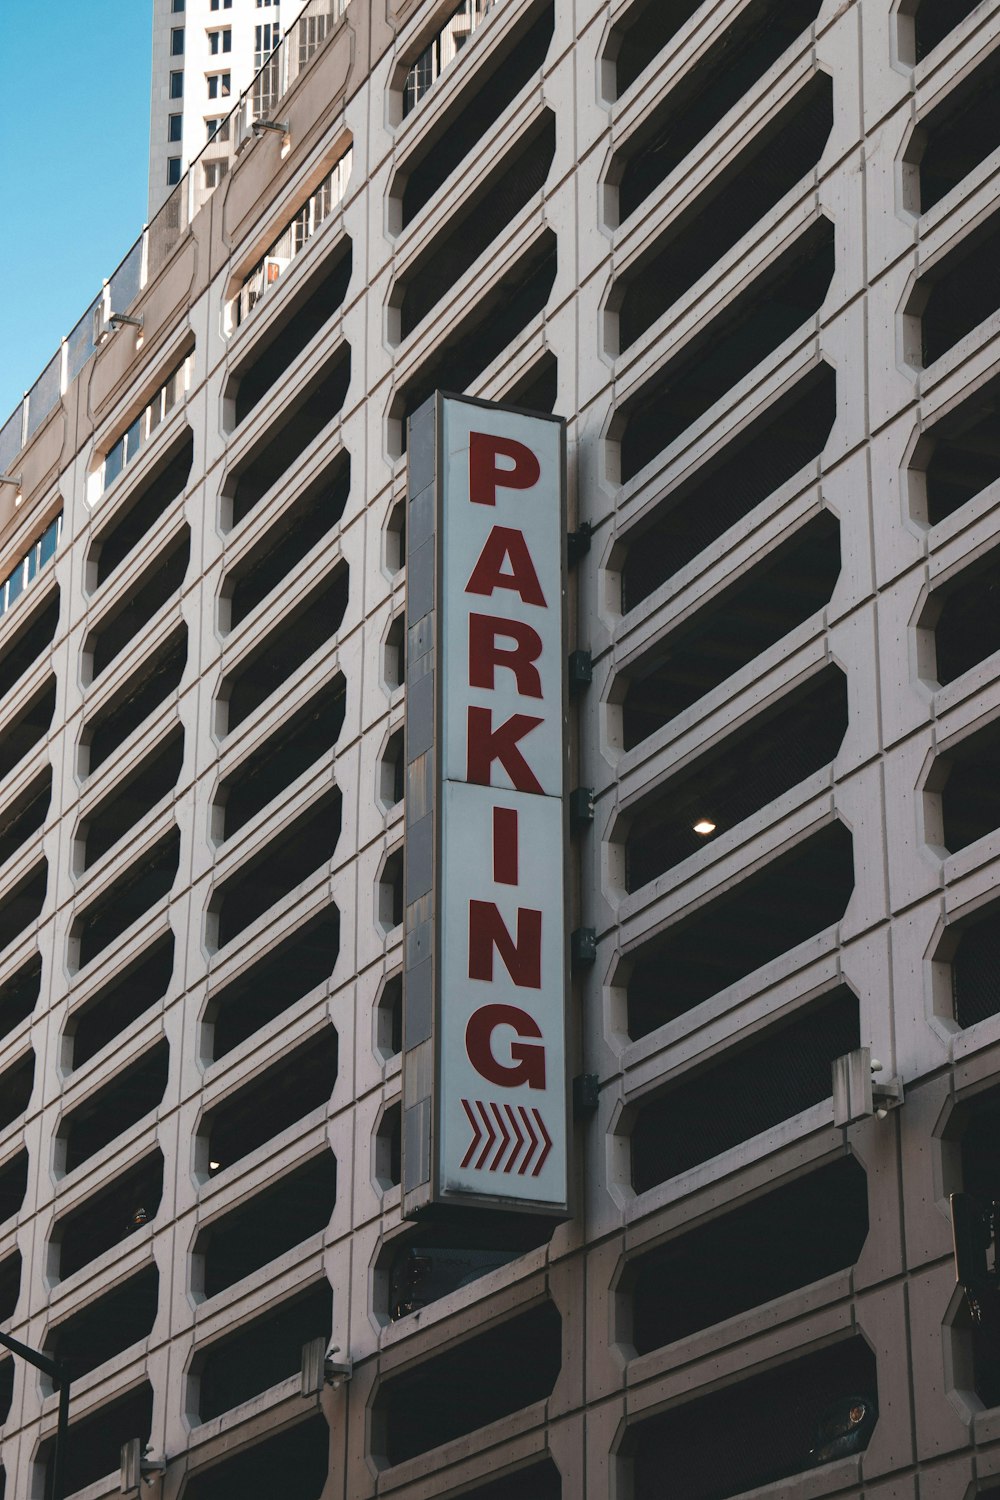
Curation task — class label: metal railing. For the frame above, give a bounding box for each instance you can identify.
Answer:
[403,0,497,115]
[0,0,351,478]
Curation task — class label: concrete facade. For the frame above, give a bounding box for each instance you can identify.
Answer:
[1,0,1000,1495]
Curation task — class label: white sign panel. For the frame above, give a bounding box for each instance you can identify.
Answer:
[435,396,567,1212]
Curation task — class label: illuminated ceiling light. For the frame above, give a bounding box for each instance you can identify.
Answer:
[692,819,716,836]
[209,1160,221,1172]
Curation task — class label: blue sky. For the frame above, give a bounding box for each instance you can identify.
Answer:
[0,2,152,425]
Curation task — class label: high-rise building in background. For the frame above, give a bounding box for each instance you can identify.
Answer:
[1,0,1000,1495]
[148,0,309,215]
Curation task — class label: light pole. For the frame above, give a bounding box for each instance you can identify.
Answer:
[0,1328,69,1500]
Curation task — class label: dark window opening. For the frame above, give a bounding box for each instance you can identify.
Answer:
[629,1155,868,1352]
[384,614,404,689]
[48,1266,159,1382]
[227,347,351,527]
[0,589,58,704]
[621,365,836,610]
[951,1086,1000,1403]
[197,1281,332,1422]
[0,1152,27,1228]
[920,210,1000,366]
[397,3,554,227]
[617,75,833,351]
[619,218,835,481]
[380,729,404,808]
[628,1337,876,1500]
[0,956,40,1042]
[234,241,352,424]
[181,1416,329,1500]
[211,789,342,949]
[375,1101,401,1188]
[0,1252,19,1322]
[625,666,848,888]
[55,1152,163,1280]
[59,1041,169,1174]
[626,824,854,1041]
[938,717,1000,854]
[933,546,1000,686]
[376,1303,561,1465]
[951,907,1000,1029]
[614,0,825,220]
[82,729,184,868]
[0,861,46,956]
[917,46,1000,212]
[203,1027,337,1175]
[0,677,55,783]
[378,849,404,929]
[222,567,349,732]
[90,433,193,588]
[87,527,190,681]
[505,353,558,416]
[218,678,346,840]
[225,453,350,629]
[197,1152,336,1297]
[443,1466,561,1500]
[610,0,706,97]
[207,907,339,1060]
[397,234,557,449]
[84,628,187,775]
[0,1361,10,1427]
[377,975,403,1058]
[398,114,555,339]
[621,510,840,749]
[0,771,50,870]
[0,1052,32,1131]
[74,829,180,970]
[68,935,174,1069]
[917,371,1000,526]
[631,983,859,1192]
[914,0,984,60]
[38,1383,153,1499]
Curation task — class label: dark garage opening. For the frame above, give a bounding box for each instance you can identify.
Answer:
[0,955,41,1043]
[0,677,55,783]
[48,1265,159,1381]
[207,906,340,1059]
[83,627,187,774]
[67,934,174,1069]
[376,1302,562,1466]
[0,1152,28,1229]
[87,527,189,681]
[625,665,848,887]
[82,728,184,868]
[55,1151,163,1280]
[938,716,1000,854]
[951,904,1000,1030]
[919,209,1000,367]
[933,544,1000,686]
[73,828,180,970]
[621,509,840,749]
[631,984,860,1193]
[182,1415,329,1500]
[38,1383,153,1499]
[196,1281,332,1422]
[0,589,58,704]
[0,771,50,871]
[627,822,854,1039]
[628,1336,877,1500]
[59,1040,169,1173]
[197,1152,337,1298]
[629,1154,868,1352]
[202,1026,337,1174]
[916,370,1000,527]
[89,432,193,587]
[917,45,1000,212]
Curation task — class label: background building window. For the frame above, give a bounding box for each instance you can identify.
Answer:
[172,0,185,11]
[170,70,183,98]
[207,72,231,98]
[168,114,182,142]
[167,157,182,186]
[170,27,184,55]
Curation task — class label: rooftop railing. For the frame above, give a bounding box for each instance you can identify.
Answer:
[0,0,351,482]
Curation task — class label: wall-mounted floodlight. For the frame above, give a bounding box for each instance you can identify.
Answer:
[120,1438,167,1492]
[301,1337,352,1396]
[832,1046,903,1127]
[109,312,143,331]
[251,118,289,137]
[0,474,23,506]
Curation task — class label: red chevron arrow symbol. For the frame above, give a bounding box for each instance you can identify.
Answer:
[504,1104,524,1173]
[517,1105,537,1175]
[490,1102,511,1171]
[475,1099,496,1169]
[531,1108,552,1177]
[460,1100,553,1177]
[460,1098,481,1168]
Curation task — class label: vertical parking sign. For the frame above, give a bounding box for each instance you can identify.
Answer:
[402,393,568,1217]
